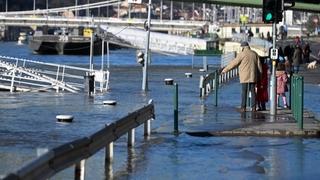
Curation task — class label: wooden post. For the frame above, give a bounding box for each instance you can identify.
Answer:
[128,128,135,147]
[74,159,86,180]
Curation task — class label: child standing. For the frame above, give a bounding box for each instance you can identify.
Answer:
[256,58,269,111]
[276,63,288,108]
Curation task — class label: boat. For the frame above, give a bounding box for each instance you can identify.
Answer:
[28,28,119,55]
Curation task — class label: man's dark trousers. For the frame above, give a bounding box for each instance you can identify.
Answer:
[241,83,256,110]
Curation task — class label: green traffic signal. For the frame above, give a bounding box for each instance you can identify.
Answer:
[266,13,273,21]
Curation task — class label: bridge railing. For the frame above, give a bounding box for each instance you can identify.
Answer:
[3,102,155,180]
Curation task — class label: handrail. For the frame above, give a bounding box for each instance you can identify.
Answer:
[3,102,155,180]
[199,67,238,98]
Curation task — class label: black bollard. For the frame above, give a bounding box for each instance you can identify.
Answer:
[84,72,95,95]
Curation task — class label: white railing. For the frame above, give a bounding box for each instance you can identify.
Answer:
[0,56,109,93]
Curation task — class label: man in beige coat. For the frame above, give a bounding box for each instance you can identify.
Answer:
[221,41,262,112]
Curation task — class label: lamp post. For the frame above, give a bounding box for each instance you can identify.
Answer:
[142,0,152,91]
[164,79,179,134]
[75,0,78,17]
[270,22,277,115]
[86,0,90,17]
[33,0,36,16]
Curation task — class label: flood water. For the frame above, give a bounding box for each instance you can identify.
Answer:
[0,42,320,179]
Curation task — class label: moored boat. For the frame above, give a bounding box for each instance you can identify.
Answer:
[28,28,119,55]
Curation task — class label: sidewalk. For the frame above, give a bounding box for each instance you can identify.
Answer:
[182,66,320,138]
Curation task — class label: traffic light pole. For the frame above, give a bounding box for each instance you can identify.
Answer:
[270,22,277,115]
[142,0,152,91]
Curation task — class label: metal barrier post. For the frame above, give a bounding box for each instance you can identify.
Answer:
[214,70,219,106]
[144,120,151,136]
[174,83,179,134]
[105,142,113,163]
[128,128,135,147]
[74,159,86,180]
[297,76,304,130]
[291,76,295,118]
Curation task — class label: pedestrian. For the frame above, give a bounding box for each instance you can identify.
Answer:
[267,31,271,42]
[221,41,262,112]
[276,63,288,108]
[292,44,302,73]
[283,44,293,75]
[302,43,311,64]
[256,58,268,111]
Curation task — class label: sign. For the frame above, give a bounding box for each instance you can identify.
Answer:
[270,48,278,60]
[128,0,142,4]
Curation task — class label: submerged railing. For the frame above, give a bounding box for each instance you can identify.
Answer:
[291,74,304,129]
[0,56,109,93]
[3,102,155,180]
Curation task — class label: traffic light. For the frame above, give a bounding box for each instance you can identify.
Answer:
[263,0,283,23]
[136,51,145,66]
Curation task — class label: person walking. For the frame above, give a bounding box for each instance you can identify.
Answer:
[302,43,311,64]
[292,44,302,73]
[221,41,262,112]
[276,63,288,108]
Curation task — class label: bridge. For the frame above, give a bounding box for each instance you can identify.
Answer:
[172,0,320,12]
[0,16,208,32]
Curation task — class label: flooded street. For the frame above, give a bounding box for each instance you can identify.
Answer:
[1,42,320,179]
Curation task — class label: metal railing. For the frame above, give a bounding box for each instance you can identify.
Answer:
[0,56,109,93]
[3,102,155,180]
[199,51,238,103]
[291,74,304,129]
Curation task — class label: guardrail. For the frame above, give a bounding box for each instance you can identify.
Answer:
[3,102,155,180]
[291,74,304,129]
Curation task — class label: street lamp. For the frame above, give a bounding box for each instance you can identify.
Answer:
[164,78,179,134]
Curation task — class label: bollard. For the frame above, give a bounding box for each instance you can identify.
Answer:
[84,72,95,95]
[173,83,179,134]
